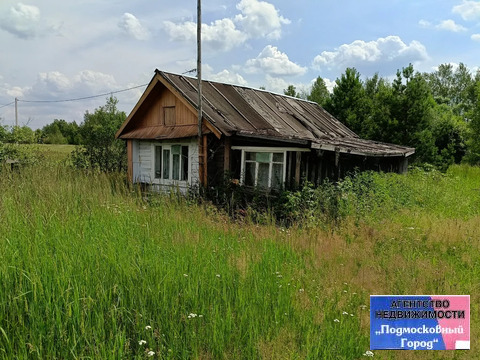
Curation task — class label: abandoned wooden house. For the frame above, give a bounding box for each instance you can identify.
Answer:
[115,70,415,192]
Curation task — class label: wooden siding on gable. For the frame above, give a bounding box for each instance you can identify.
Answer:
[132,84,197,131]
[174,97,197,126]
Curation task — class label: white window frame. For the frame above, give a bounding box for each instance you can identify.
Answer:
[242,150,286,188]
[152,143,189,184]
[233,146,310,189]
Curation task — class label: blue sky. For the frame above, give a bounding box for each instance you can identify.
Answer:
[1,0,480,129]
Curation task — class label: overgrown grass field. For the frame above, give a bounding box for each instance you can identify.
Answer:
[0,157,479,359]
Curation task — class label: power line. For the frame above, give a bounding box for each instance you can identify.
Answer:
[18,83,148,104]
[0,101,15,109]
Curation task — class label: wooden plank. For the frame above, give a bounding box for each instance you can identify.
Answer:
[175,97,197,125]
[223,136,231,174]
[203,135,208,186]
[127,140,133,182]
[295,151,301,186]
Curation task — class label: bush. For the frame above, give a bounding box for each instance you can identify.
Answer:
[71,96,127,172]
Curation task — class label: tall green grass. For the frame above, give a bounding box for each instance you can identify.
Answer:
[1,163,479,359]
[0,166,367,359]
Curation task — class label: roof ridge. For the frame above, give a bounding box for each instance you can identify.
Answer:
[155,69,319,106]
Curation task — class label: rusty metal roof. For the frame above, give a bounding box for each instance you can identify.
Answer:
[117,70,414,157]
[119,124,210,140]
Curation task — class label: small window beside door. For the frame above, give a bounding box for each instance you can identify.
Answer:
[154,144,188,181]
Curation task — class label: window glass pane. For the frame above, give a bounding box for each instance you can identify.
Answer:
[245,162,255,186]
[257,162,269,188]
[171,145,181,155]
[172,154,180,180]
[272,163,283,189]
[163,149,170,179]
[246,152,255,161]
[256,152,270,163]
[272,152,284,163]
[181,146,188,181]
[155,146,162,178]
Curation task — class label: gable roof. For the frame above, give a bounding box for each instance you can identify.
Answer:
[116,70,415,157]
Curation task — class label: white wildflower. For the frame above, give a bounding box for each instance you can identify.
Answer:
[350,314,354,317]
[147,350,155,357]
[299,288,304,293]
[188,313,198,319]
[198,314,203,318]
[363,350,374,356]
[216,274,221,278]
[183,274,188,277]
[138,340,147,345]
[145,325,152,330]
[334,319,340,322]
[343,290,347,293]
[342,311,348,315]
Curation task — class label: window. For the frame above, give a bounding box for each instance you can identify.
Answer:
[162,149,170,179]
[181,146,189,181]
[243,151,285,189]
[154,144,189,182]
[154,146,162,178]
[164,106,176,126]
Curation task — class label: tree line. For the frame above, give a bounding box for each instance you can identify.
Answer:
[2,63,480,172]
[0,96,127,172]
[285,63,480,169]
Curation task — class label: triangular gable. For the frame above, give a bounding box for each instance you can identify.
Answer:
[115,71,222,139]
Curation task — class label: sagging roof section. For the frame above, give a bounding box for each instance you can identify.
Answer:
[116,70,414,157]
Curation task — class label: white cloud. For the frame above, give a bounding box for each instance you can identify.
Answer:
[163,18,248,51]
[419,19,467,32]
[471,33,480,41]
[26,70,118,100]
[6,86,25,98]
[235,0,290,40]
[263,75,309,95]
[163,0,289,51]
[0,3,41,39]
[452,0,480,21]
[119,13,150,40]
[171,61,248,86]
[245,45,307,76]
[163,21,196,42]
[419,19,431,28]
[207,70,248,86]
[202,19,248,51]
[436,19,467,32]
[312,36,428,73]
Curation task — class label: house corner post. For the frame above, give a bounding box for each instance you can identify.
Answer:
[127,139,133,183]
[223,136,231,175]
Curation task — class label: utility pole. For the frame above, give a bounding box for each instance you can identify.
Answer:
[15,97,18,127]
[197,0,205,186]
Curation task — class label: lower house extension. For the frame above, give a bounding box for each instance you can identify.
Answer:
[115,70,415,193]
